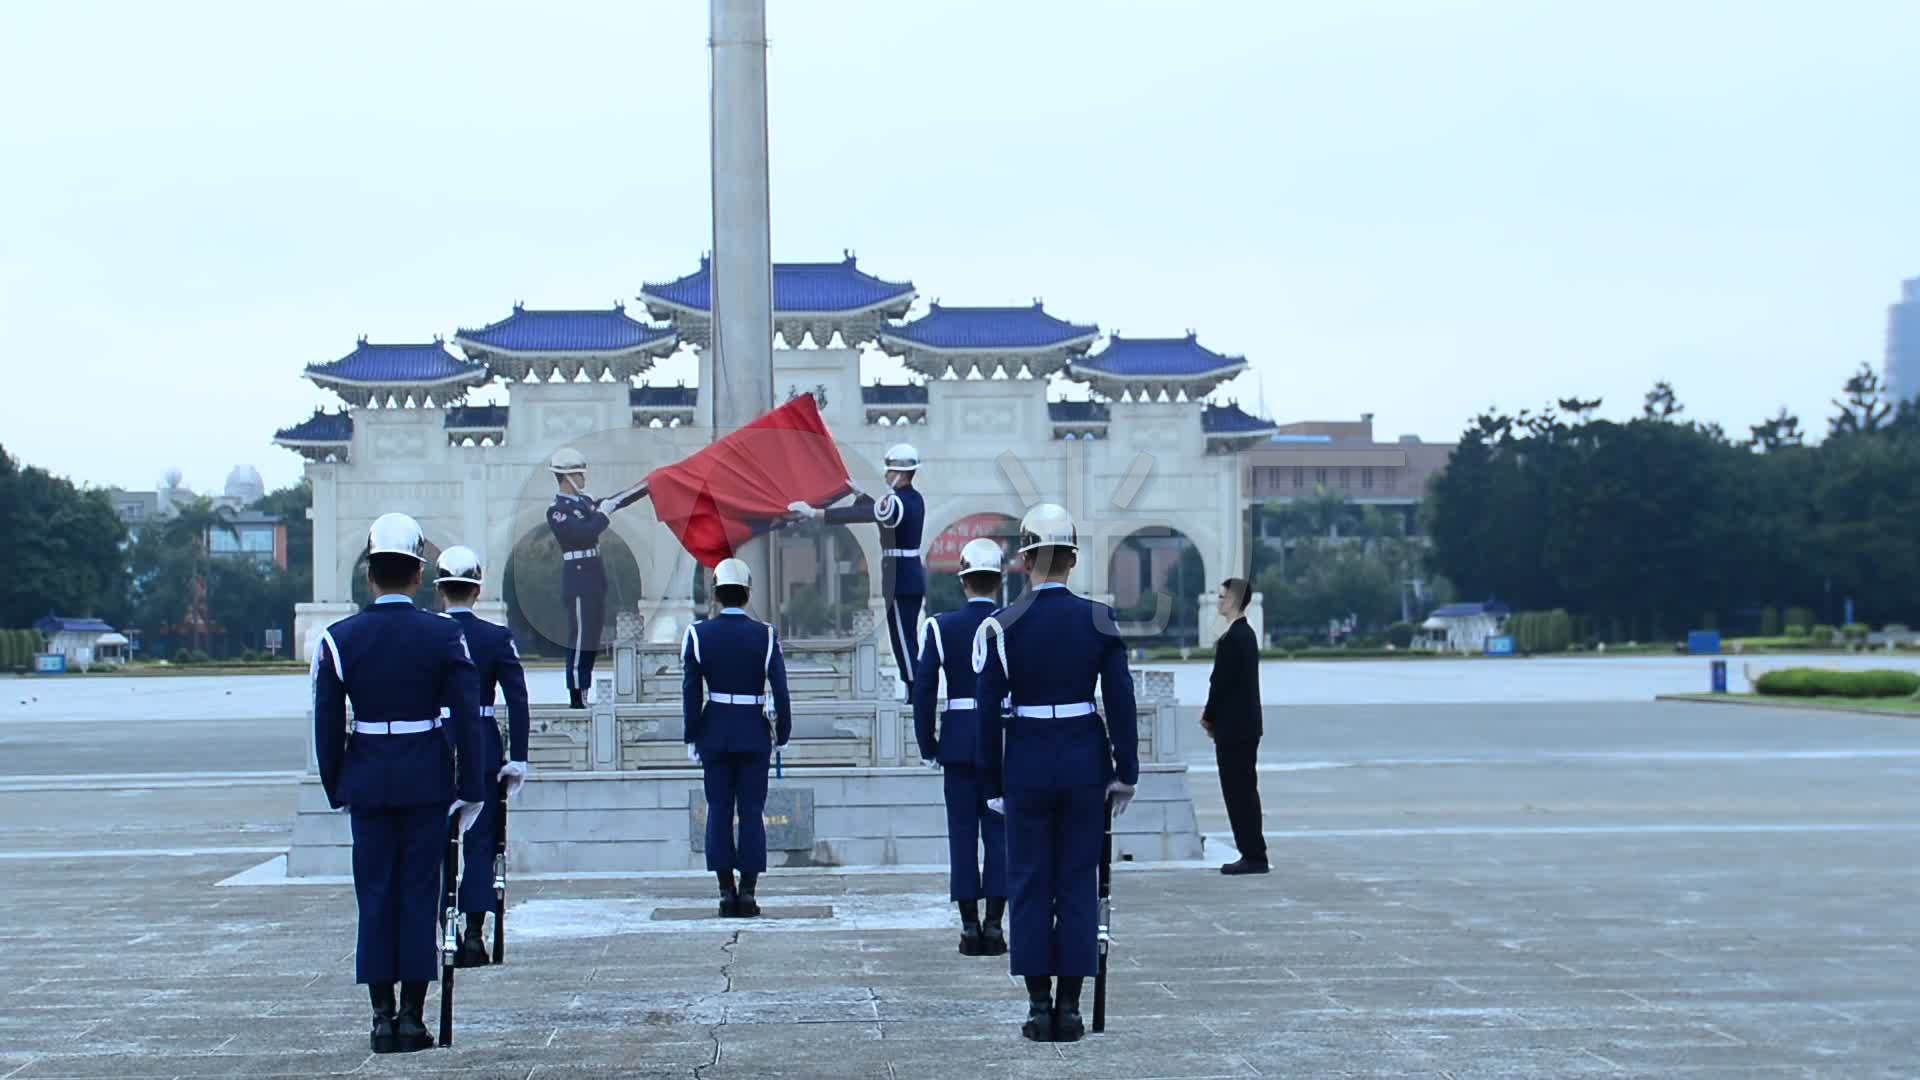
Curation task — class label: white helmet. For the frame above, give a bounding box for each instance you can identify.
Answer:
[434,545,483,586]
[714,557,752,590]
[549,448,587,475]
[883,443,921,473]
[367,512,427,561]
[957,537,1005,578]
[1018,503,1078,553]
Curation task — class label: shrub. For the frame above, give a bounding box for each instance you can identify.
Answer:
[1785,607,1818,634]
[0,631,15,672]
[239,648,260,663]
[1759,606,1781,637]
[1783,624,1810,639]
[1386,622,1416,649]
[172,647,192,665]
[188,649,211,665]
[1809,624,1837,645]
[1842,623,1871,642]
[1753,667,1920,698]
[1278,635,1310,653]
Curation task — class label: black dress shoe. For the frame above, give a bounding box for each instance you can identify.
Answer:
[958,926,985,956]
[1220,857,1271,876]
[369,1009,398,1054]
[980,922,1007,956]
[453,931,490,968]
[734,891,760,918]
[718,889,739,918]
[1052,1006,1086,1042]
[1020,1001,1054,1042]
[391,1008,434,1053]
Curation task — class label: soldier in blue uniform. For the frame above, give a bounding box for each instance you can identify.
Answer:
[682,557,793,918]
[433,545,530,967]
[787,442,925,696]
[548,448,621,709]
[313,513,489,1054]
[911,537,1010,957]
[973,504,1139,1043]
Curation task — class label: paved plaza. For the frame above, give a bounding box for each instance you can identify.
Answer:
[1,668,1917,1078]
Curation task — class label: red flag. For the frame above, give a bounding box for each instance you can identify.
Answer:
[646,395,854,567]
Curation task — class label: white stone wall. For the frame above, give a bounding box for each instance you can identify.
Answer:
[295,347,1248,658]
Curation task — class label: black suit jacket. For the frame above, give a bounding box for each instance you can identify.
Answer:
[1203,617,1262,742]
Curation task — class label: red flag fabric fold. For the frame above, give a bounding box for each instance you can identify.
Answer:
[646,395,853,567]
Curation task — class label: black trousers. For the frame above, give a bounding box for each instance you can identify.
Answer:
[1214,737,1268,863]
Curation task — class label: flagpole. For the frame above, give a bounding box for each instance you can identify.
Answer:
[709,0,776,620]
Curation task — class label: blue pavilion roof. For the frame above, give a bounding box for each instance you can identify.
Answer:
[444,405,509,430]
[1074,333,1245,379]
[35,614,116,635]
[862,383,928,406]
[1203,402,1277,436]
[454,304,674,355]
[880,302,1096,352]
[1048,400,1111,423]
[274,411,353,443]
[631,385,698,408]
[640,255,914,315]
[306,340,483,386]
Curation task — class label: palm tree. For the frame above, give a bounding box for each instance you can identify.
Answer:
[160,498,235,653]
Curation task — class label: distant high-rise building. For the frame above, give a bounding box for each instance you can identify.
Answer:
[1886,277,1920,404]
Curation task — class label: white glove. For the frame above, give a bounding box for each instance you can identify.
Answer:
[926,759,942,771]
[497,760,528,801]
[597,498,619,516]
[1105,780,1136,818]
[686,743,701,764]
[986,797,1005,815]
[449,799,484,835]
[844,475,869,498]
[786,500,819,520]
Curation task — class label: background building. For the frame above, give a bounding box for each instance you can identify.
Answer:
[1886,276,1920,404]
[1241,414,1454,538]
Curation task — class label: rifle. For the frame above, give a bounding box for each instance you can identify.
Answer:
[439,820,459,1046]
[1093,796,1114,1033]
[492,776,508,963]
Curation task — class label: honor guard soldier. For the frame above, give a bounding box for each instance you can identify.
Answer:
[313,513,489,1054]
[911,537,1010,957]
[682,558,793,918]
[548,448,620,709]
[434,546,530,967]
[787,442,925,695]
[973,504,1139,1043]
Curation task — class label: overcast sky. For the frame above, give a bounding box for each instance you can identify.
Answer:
[3,1,1916,495]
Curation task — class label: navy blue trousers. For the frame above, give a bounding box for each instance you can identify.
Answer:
[703,750,772,873]
[943,764,1007,901]
[350,803,446,984]
[1003,783,1104,976]
[565,585,605,693]
[885,594,923,696]
[458,784,504,915]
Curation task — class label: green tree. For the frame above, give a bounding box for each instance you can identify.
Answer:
[0,446,129,627]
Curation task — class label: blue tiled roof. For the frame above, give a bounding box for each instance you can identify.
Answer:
[1430,602,1510,619]
[274,411,353,443]
[34,615,116,635]
[1074,333,1245,378]
[641,254,914,314]
[444,405,509,430]
[631,385,698,408]
[454,304,674,354]
[862,383,928,406]
[306,340,482,385]
[1203,402,1277,436]
[1048,400,1111,423]
[881,302,1096,351]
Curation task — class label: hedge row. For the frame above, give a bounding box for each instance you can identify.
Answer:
[1753,667,1920,698]
[0,629,45,671]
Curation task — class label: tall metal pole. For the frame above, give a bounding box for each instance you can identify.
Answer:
[709,0,776,619]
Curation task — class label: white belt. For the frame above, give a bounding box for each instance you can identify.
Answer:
[710,692,765,706]
[353,718,442,735]
[1014,702,1096,719]
[478,706,495,717]
[882,549,919,559]
[564,548,600,561]
[945,697,977,711]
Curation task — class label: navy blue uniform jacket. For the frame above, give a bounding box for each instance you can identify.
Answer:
[911,597,999,765]
[682,611,794,755]
[448,610,531,763]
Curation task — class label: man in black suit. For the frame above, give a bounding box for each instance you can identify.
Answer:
[1202,578,1269,875]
